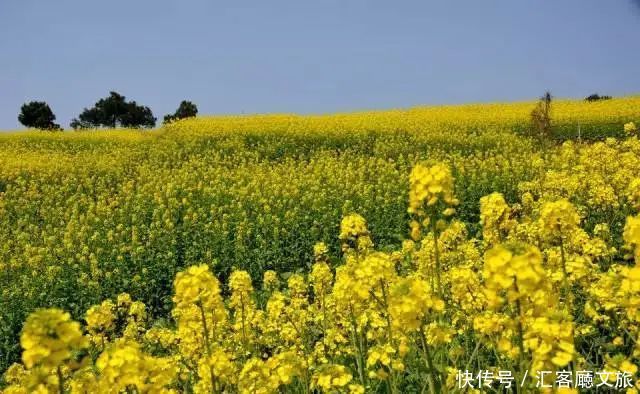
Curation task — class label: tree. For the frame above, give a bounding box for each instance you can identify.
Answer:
[121,102,156,128]
[18,101,61,130]
[163,100,198,124]
[585,93,612,102]
[530,91,552,140]
[71,91,156,129]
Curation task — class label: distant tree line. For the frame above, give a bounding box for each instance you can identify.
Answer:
[18,92,198,130]
[584,93,612,102]
[18,91,614,131]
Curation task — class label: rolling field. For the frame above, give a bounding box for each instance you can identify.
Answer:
[1,97,640,393]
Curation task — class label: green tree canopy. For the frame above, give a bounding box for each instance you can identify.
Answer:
[18,101,61,130]
[71,91,156,129]
[585,93,612,102]
[163,100,198,124]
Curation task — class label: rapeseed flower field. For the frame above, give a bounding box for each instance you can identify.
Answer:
[1,97,640,392]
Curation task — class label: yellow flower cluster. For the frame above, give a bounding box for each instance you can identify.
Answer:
[339,213,373,253]
[20,309,87,370]
[408,163,457,216]
[479,192,515,246]
[625,215,640,262]
[539,199,581,242]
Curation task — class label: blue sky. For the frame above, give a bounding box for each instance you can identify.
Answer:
[1,0,639,129]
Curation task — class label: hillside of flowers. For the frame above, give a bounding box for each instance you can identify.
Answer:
[1,97,640,393]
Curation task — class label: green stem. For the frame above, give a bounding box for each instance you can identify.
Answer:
[57,366,65,394]
[321,293,328,356]
[197,302,211,354]
[419,328,438,394]
[431,217,442,297]
[380,280,393,343]
[559,239,573,310]
[385,374,394,394]
[198,302,218,392]
[464,340,482,372]
[513,280,526,392]
[349,305,366,387]
[241,295,247,345]
[379,280,396,393]
[559,239,576,369]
